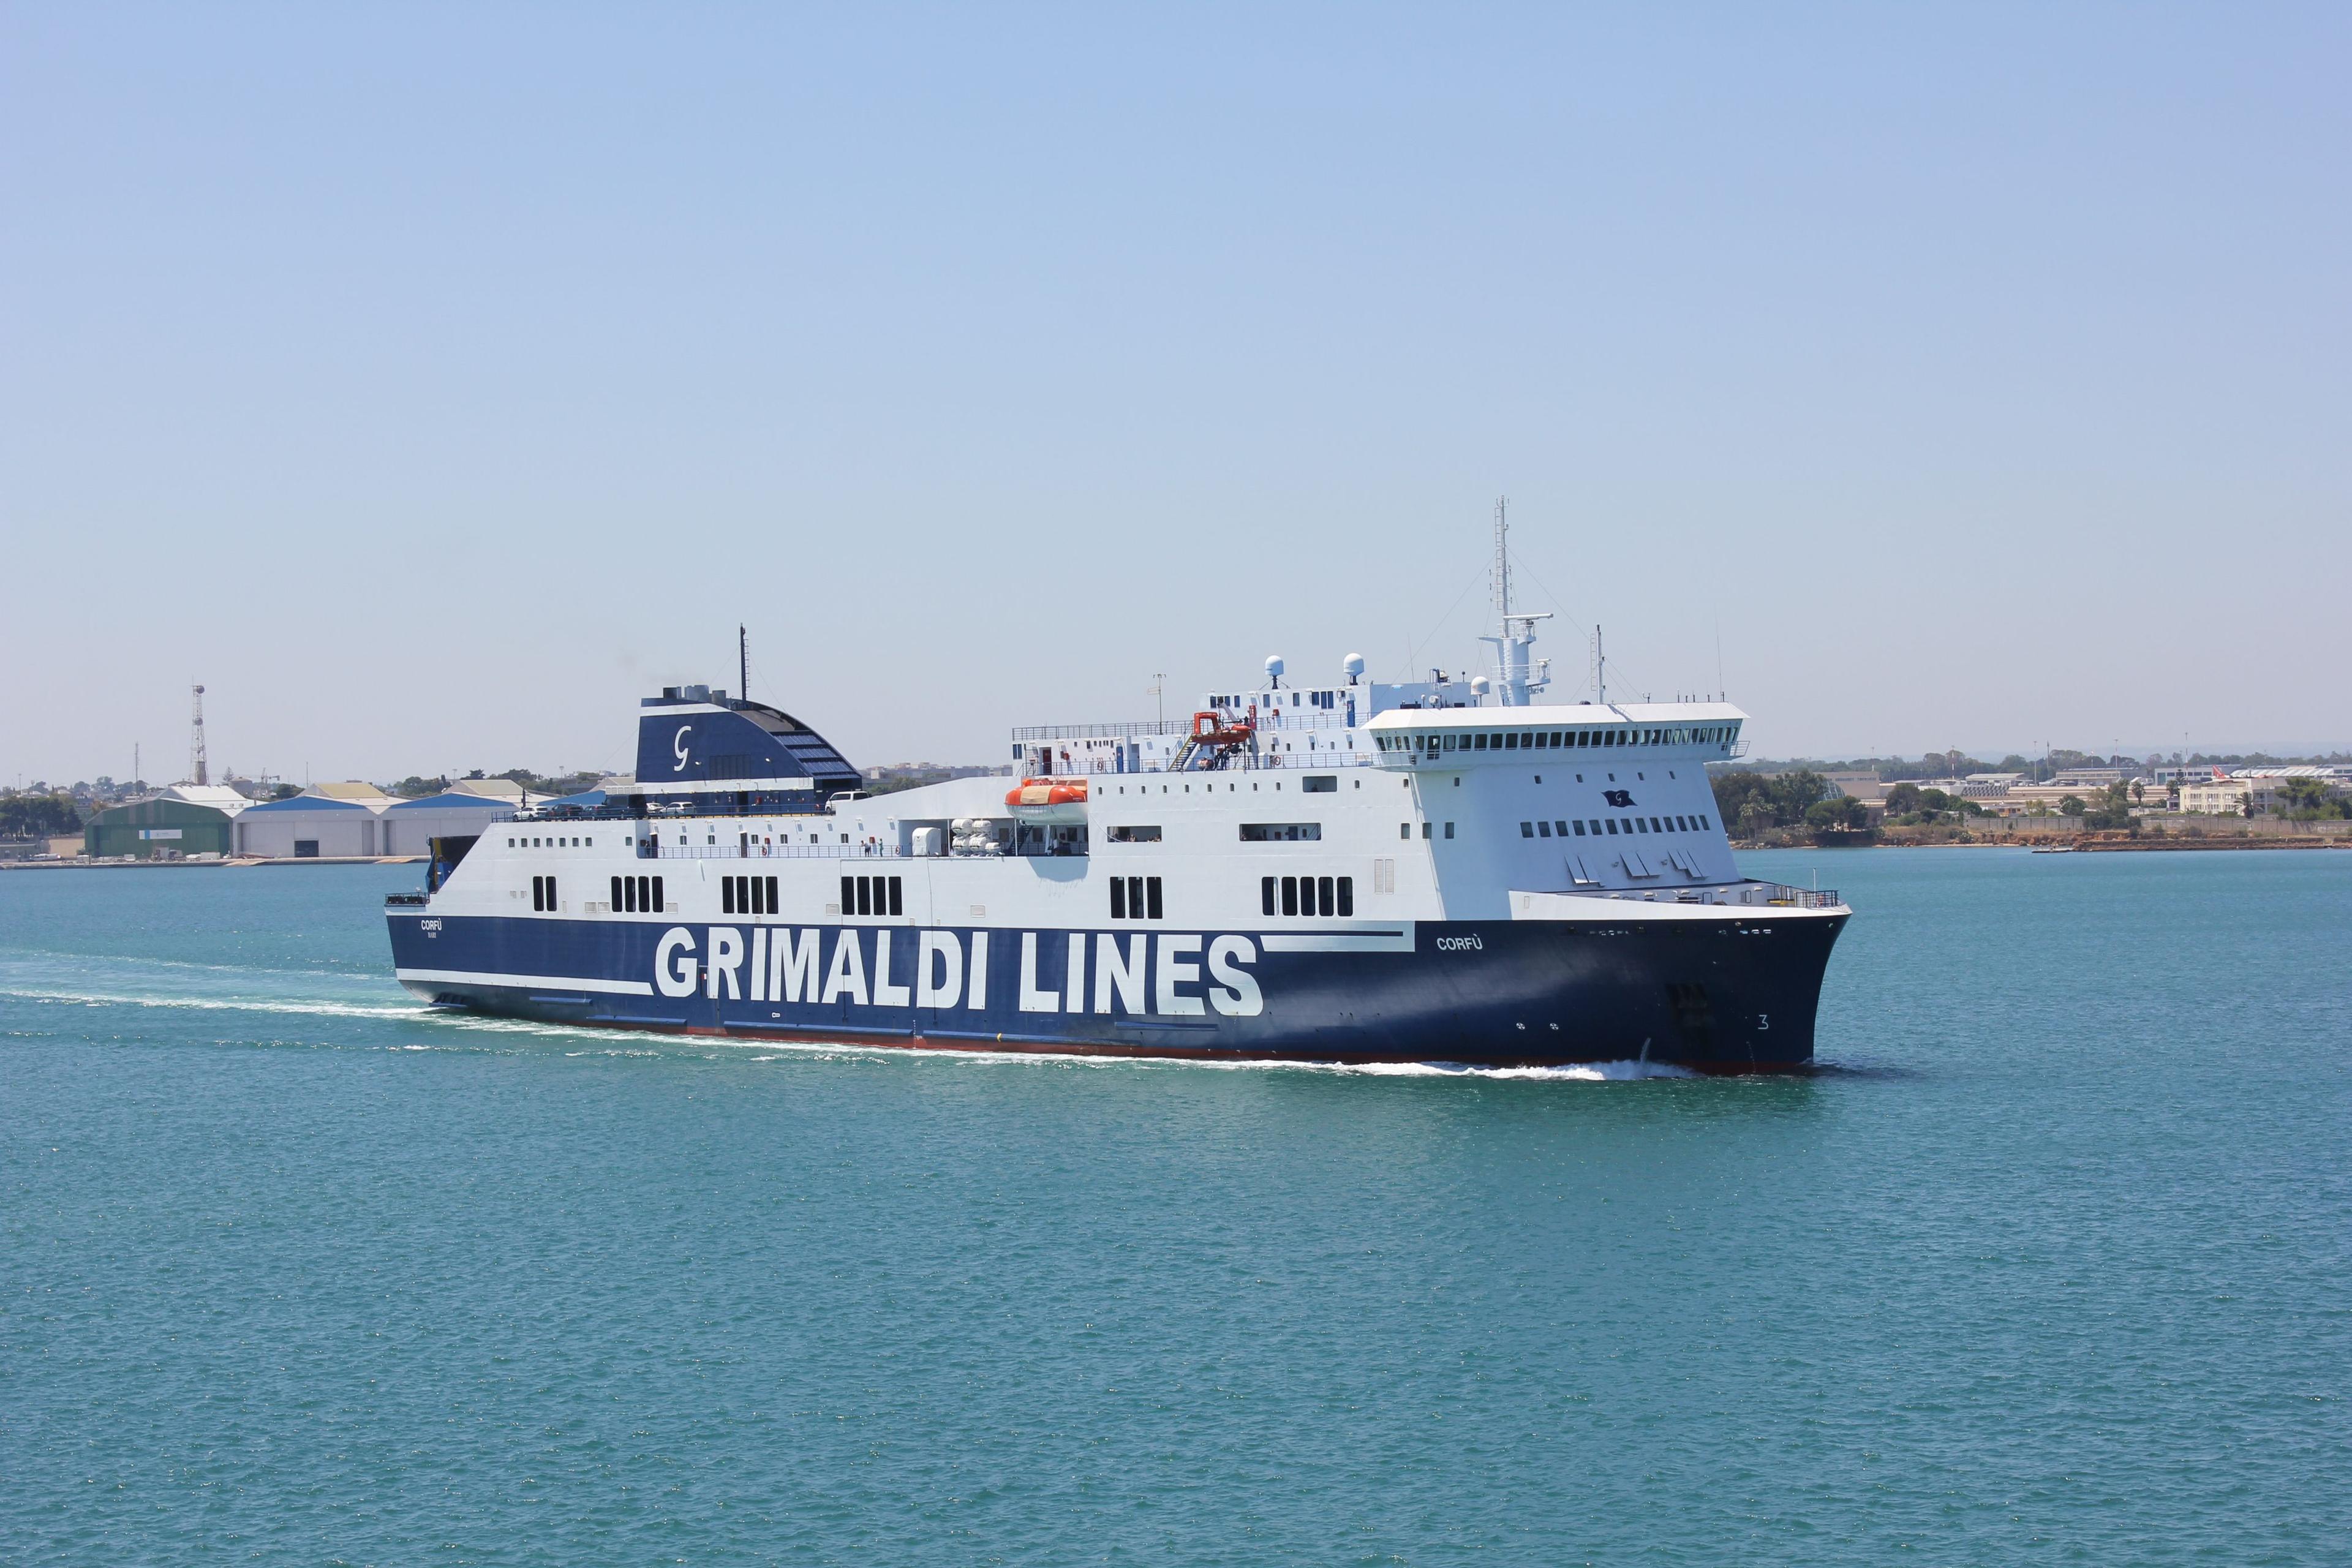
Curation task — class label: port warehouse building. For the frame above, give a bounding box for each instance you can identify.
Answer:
[230,781,529,859]
[81,785,253,858]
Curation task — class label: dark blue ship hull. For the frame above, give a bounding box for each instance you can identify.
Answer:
[387,910,1845,1072]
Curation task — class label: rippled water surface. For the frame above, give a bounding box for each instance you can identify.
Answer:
[4,851,2348,1564]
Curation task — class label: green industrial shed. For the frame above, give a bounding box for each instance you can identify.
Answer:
[83,799,236,859]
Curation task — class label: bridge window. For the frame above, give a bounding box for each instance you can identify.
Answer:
[1107,824,1161,842]
[1240,823,1321,842]
[1520,821,1534,837]
[1537,821,1553,837]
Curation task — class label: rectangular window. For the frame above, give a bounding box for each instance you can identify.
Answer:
[1675,816,1689,832]
[1606,820,1619,835]
[1336,876,1354,916]
[1262,876,1276,916]
[1302,775,1337,793]
[1111,878,1127,919]
[1422,822,1432,839]
[722,877,736,915]
[765,875,777,913]
[1520,733,1532,748]
[856,877,872,916]
[1239,823,1322,841]
[611,875,623,910]
[1504,733,1517,750]
[1635,819,1648,834]
[1537,821,1552,837]
[1698,814,1711,831]
[1570,820,1585,836]
[888,877,903,917]
[532,875,545,912]
[1317,876,1334,916]
[1107,824,1163,842]
[1443,822,1454,839]
[1146,876,1163,920]
[652,876,663,913]
[841,875,854,913]
[1520,821,1534,837]
[1649,818,1662,833]
[1281,876,1298,916]
[1399,823,1410,839]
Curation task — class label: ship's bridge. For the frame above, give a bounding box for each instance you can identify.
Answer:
[1367,702,1747,767]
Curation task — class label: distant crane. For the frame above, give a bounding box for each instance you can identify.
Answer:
[189,684,208,786]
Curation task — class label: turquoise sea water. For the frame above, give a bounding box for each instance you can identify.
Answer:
[3,850,2347,1564]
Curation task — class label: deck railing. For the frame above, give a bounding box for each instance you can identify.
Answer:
[1753,881,1840,908]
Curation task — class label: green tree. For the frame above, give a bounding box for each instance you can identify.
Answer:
[0,793,82,837]
[2059,795,2087,817]
[1806,795,1868,831]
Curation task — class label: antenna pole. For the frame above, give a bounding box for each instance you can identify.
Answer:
[189,682,208,786]
[1491,496,1512,622]
[1595,626,1606,705]
[738,625,748,703]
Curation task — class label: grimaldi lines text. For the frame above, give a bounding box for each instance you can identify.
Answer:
[386,604,1849,1071]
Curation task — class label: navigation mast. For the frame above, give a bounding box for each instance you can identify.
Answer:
[1477,496,1551,706]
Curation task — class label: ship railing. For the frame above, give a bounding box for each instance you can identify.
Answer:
[636,842,1094,863]
[1026,747,1384,776]
[1751,880,1840,909]
[642,842,909,861]
[384,892,429,907]
[1011,720,1193,742]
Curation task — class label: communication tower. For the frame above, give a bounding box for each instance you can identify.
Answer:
[189,683,209,786]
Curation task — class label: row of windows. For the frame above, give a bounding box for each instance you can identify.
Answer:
[532,875,559,911]
[1381,725,1735,755]
[1523,812,1712,839]
[609,874,668,913]
[722,875,778,915]
[1109,876,1164,920]
[1262,875,1355,918]
[840,875,904,917]
[512,834,592,848]
[1240,823,1322,842]
[1398,822,1455,839]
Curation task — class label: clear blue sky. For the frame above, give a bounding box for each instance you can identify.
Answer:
[5,4,2346,785]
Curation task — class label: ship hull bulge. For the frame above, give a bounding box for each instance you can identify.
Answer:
[387,909,1844,1073]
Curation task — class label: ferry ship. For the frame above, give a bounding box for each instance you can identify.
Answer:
[385,528,1848,1071]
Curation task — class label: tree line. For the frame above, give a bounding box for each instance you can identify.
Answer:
[0,793,84,838]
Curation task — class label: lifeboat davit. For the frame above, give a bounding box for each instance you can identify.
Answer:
[1005,776,1089,823]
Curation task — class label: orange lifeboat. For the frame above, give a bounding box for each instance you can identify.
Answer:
[1004,777,1090,822]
